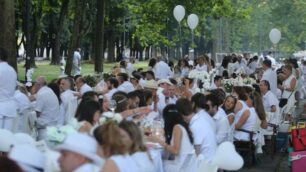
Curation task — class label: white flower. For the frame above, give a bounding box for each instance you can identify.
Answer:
[103,112,114,118]
[99,117,107,124]
[113,113,123,123]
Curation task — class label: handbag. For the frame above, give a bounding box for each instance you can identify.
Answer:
[291,123,306,151]
[279,90,294,108]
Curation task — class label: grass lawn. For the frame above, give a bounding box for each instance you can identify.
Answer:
[17,61,148,82]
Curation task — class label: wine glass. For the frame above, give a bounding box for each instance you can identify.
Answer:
[109,99,117,113]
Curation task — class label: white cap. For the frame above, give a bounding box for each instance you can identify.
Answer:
[56,133,103,166]
[157,79,173,86]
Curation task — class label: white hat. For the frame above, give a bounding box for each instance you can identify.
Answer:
[56,133,103,166]
[9,144,45,172]
[157,79,173,86]
[144,80,158,89]
[13,133,36,146]
[0,129,14,152]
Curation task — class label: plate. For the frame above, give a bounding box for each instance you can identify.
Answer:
[146,142,163,149]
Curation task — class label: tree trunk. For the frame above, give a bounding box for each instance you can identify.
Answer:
[108,32,115,62]
[0,0,17,71]
[65,0,86,75]
[94,0,105,73]
[51,0,69,65]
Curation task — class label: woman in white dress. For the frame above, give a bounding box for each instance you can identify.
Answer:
[278,65,297,114]
[232,86,255,141]
[118,120,154,172]
[94,122,140,172]
[147,104,197,172]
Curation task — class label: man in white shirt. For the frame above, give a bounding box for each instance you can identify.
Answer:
[32,76,60,140]
[154,56,172,80]
[0,48,18,131]
[261,59,278,96]
[176,98,217,163]
[117,73,135,93]
[266,52,276,67]
[157,79,173,115]
[210,75,223,90]
[105,77,119,100]
[75,76,93,96]
[126,58,135,76]
[59,77,76,125]
[73,48,81,76]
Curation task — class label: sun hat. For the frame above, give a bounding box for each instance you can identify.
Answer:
[0,129,14,152]
[157,79,173,86]
[55,133,103,166]
[144,80,158,89]
[9,144,45,172]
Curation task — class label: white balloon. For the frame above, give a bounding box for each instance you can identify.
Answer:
[187,14,199,30]
[211,142,244,171]
[173,5,185,22]
[269,28,281,44]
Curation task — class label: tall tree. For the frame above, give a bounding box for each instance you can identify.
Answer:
[0,0,17,70]
[94,0,105,73]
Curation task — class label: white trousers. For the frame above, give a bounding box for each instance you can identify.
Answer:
[0,116,16,132]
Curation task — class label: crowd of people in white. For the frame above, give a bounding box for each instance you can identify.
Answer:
[0,46,306,172]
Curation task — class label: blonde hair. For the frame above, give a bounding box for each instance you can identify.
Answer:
[93,122,127,158]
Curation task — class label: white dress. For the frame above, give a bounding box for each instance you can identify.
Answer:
[234,101,256,141]
[163,125,197,172]
[110,155,140,172]
[131,152,155,172]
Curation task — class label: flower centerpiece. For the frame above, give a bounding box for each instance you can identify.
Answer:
[223,79,234,93]
[99,112,123,125]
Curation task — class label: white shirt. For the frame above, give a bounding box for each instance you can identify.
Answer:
[262,90,279,112]
[131,152,154,172]
[195,64,208,72]
[105,88,118,100]
[80,84,93,95]
[0,62,17,117]
[154,61,172,79]
[190,112,217,163]
[117,81,135,93]
[213,107,230,144]
[35,86,60,126]
[73,51,81,64]
[110,155,140,172]
[198,109,216,134]
[261,68,277,96]
[74,163,100,172]
[14,90,31,113]
[126,62,134,75]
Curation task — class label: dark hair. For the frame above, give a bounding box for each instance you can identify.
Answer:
[148,58,157,68]
[75,99,101,124]
[163,104,193,144]
[191,93,208,112]
[146,71,155,80]
[222,70,229,79]
[176,98,193,116]
[262,59,272,68]
[169,78,178,85]
[249,91,266,121]
[205,93,219,109]
[74,75,82,81]
[210,89,226,106]
[233,86,248,101]
[261,80,270,90]
[0,157,23,172]
[117,73,129,81]
[134,89,147,107]
[82,91,98,101]
[112,91,128,113]
[108,77,119,88]
[0,47,8,61]
[214,75,222,82]
[48,81,61,104]
[143,89,153,106]
[120,60,126,68]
